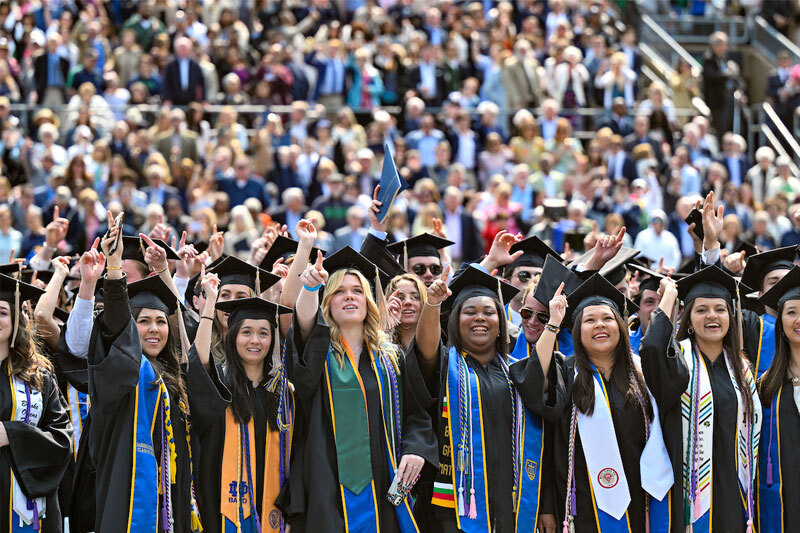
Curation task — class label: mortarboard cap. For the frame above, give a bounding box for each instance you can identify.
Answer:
[444,264,519,312]
[210,256,280,294]
[734,241,758,258]
[259,235,325,271]
[758,265,800,311]
[121,236,180,263]
[323,246,392,289]
[570,246,640,286]
[685,208,703,240]
[533,255,583,307]
[503,236,561,276]
[216,297,292,328]
[0,273,46,304]
[565,273,638,328]
[128,274,184,315]
[386,233,453,270]
[20,268,80,284]
[627,263,666,294]
[0,263,25,277]
[676,265,750,308]
[375,144,410,223]
[740,245,798,293]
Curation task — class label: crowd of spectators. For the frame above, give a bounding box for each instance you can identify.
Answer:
[0,0,796,275]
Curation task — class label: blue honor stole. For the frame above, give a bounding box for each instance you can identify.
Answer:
[758,386,783,533]
[324,344,420,533]
[444,346,544,533]
[628,322,643,357]
[756,314,776,379]
[66,383,90,459]
[129,357,161,533]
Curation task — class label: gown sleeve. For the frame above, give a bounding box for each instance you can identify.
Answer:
[55,326,89,393]
[87,276,142,415]
[402,338,444,413]
[398,354,439,467]
[184,345,231,435]
[286,309,331,404]
[639,309,689,410]
[3,372,73,498]
[509,348,569,424]
[740,308,761,368]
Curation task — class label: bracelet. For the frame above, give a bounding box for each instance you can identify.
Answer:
[545,323,561,334]
[106,266,122,270]
[154,266,169,274]
[200,316,214,321]
[303,283,323,292]
[425,301,442,307]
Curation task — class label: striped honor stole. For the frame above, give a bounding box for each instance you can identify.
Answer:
[755,314,776,379]
[66,383,90,460]
[324,340,419,533]
[7,371,45,532]
[433,346,544,533]
[678,339,761,531]
[758,383,785,533]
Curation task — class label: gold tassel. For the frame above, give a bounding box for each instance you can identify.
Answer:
[497,279,509,347]
[736,281,744,354]
[10,278,19,348]
[375,267,391,332]
[256,269,262,297]
[403,242,408,273]
[270,302,281,377]
[176,297,190,364]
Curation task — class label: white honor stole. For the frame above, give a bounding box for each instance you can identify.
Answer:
[10,373,46,526]
[576,366,673,520]
[679,339,762,525]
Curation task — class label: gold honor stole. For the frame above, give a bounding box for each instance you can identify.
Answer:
[324,340,419,533]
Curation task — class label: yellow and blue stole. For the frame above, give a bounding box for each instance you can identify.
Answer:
[438,345,544,533]
[755,314,776,379]
[324,340,419,533]
[7,371,45,532]
[128,357,161,533]
[66,383,90,460]
[758,384,784,533]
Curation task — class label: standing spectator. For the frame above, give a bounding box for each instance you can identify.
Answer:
[606,134,636,183]
[765,50,800,127]
[633,209,682,269]
[703,32,739,136]
[674,146,702,196]
[306,39,347,108]
[761,0,794,35]
[162,37,205,106]
[550,46,589,118]
[154,109,199,167]
[595,52,636,109]
[503,38,544,110]
[442,186,482,263]
[121,1,166,50]
[346,48,384,110]
[670,59,700,125]
[113,28,142,87]
[32,34,69,107]
[405,43,445,106]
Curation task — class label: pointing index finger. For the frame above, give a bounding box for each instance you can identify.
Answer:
[441,264,451,281]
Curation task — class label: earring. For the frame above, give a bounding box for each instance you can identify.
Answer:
[688,326,695,335]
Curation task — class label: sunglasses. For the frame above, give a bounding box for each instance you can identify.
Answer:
[412,263,444,276]
[520,308,549,324]
[516,271,535,283]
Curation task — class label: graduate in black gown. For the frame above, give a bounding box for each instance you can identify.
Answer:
[755,265,800,532]
[409,263,558,533]
[641,265,761,533]
[284,246,437,532]
[525,272,674,533]
[88,225,227,533]
[0,273,72,532]
[190,267,295,533]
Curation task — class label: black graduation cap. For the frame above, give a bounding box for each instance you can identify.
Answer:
[570,246,640,285]
[184,256,226,302]
[533,255,583,307]
[386,233,454,270]
[734,241,758,258]
[216,297,292,328]
[0,263,25,276]
[210,256,280,293]
[323,246,392,288]
[676,265,751,308]
[121,236,180,263]
[127,275,184,315]
[685,208,703,240]
[0,273,46,347]
[758,265,800,311]
[259,235,325,271]
[53,307,70,323]
[627,263,666,294]
[740,245,798,293]
[502,236,561,276]
[677,255,698,276]
[443,264,519,312]
[20,269,80,284]
[565,273,638,327]
[741,291,764,314]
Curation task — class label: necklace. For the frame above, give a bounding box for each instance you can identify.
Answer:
[788,366,800,384]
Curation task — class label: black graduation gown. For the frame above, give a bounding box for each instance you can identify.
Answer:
[283,311,438,533]
[640,309,746,533]
[0,364,72,533]
[87,276,228,533]
[514,347,652,532]
[756,378,800,529]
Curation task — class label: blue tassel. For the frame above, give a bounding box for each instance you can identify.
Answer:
[457,486,465,517]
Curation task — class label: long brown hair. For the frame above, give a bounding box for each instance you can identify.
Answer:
[6,307,52,391]
[571,306,652,420]
[677,299,753,419]
[759,301,795,404]
[132,307,187,407]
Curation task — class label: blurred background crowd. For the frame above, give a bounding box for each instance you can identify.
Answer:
[0,0,798,270]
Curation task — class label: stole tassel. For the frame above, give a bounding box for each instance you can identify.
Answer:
[457,486,465,517]
[569,484,577,516]
[746,519,754,533]
[468,488,477,519]
[766,455,774,485]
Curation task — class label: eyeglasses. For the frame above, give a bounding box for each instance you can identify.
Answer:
[412,263,443,276]
[520,308,549,324]
[517,271,534,283]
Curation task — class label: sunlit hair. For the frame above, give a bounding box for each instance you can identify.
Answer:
[7,307,52,391]
[385,273,427,346]
[677,298,753,419]
[758,298,797,404]
[518,275,541,309]
[571,305,652,419]
[322,269,394,369]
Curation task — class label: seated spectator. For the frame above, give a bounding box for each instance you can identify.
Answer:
[767,156,800,201]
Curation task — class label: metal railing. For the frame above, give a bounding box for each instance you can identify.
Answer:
[760,102,800,169]
[640,15,703,77]
[751,16,800,64]
[759,123,800,176]
[643,15,750,45]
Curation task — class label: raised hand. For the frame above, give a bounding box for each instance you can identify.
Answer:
[140,233,168,273]
[583,220,599,251]
[45,205,70,249]
[426,265,451,306]
[482,230,523,271]
[175,231,201,278]
[208,224,224,262]
[701,191,723,248]
[101,210,123,265]
[300,250,328,288]
[431,218,447,240]
[271,257,289,279]
[723,250,747,275]
[200,265,220,305]
[548,282,568,328]
[79,237,106,284]
[51,256,70,277]
[627,271,640,297]
[386,289,402,328]
[584,227,625,271]
[296,219,317,246]
[367,185,386,233]
[148,215,171,242]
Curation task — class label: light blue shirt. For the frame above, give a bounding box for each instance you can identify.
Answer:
[178,58,189,90]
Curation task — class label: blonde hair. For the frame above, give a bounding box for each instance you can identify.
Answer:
[322,269,395,370]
